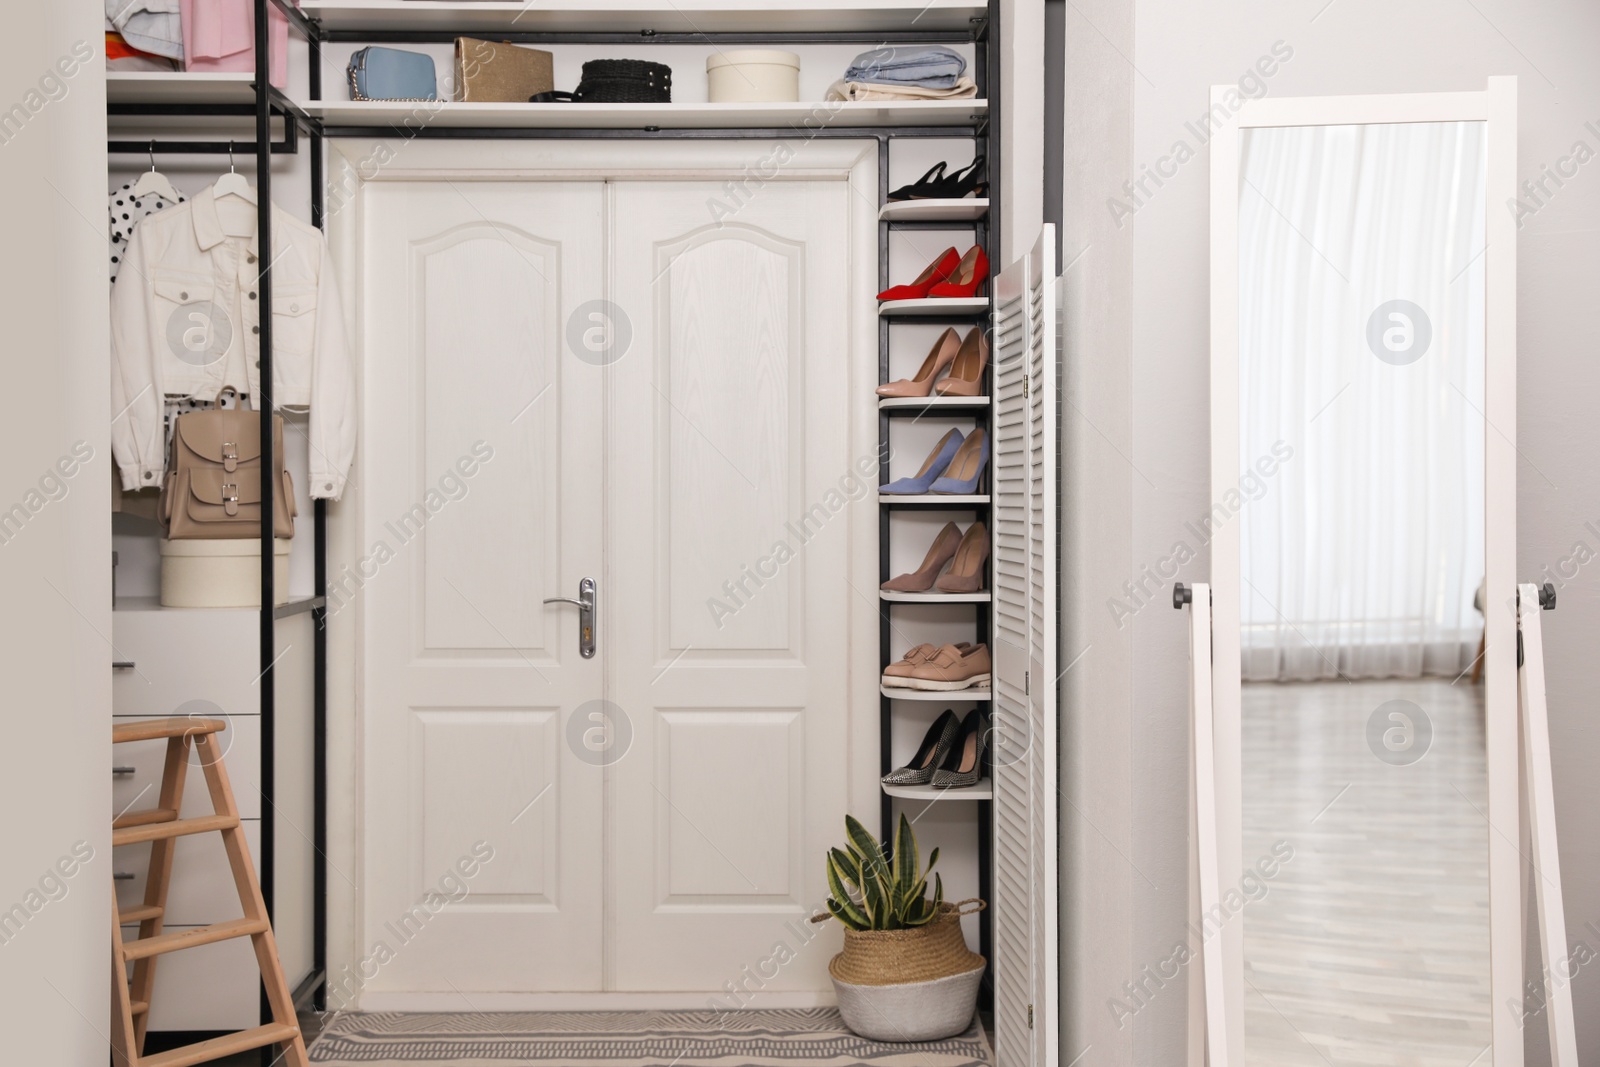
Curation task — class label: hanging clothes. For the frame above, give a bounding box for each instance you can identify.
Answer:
[110,179,184,282]
[178,0,293,88]
[110,186,355,501]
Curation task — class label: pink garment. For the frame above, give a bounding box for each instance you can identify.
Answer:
[179,0,293,87]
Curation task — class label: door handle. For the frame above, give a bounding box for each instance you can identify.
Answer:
[543,577,596,659]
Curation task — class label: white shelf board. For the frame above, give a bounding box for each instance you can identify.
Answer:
[879,199,989,222]
[301,0,986,32]
[878,395,990,410]
[879,590,990,602]
[107,72,257,106]
[878,297,990,317]
[305,99,986,131]
[880,685,991,701]
[881,778,992,801]
[878,494,989,505]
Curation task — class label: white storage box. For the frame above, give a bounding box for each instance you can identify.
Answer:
[707,50,801,103]
[160,538,291,607]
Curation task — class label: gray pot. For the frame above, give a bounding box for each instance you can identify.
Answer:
[830,963,984,1042]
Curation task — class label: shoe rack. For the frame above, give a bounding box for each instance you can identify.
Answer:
[875,1,997,1010]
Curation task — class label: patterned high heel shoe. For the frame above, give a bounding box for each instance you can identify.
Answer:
[930,709,988,788]
[881,708,960,786]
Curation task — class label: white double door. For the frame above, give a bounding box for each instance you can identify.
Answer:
[359,175,854,998]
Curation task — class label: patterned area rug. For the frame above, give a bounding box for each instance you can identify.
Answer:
[308,1009,992,1066]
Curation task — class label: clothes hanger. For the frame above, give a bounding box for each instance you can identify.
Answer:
[131,140,182,203]
[211,140,257,204]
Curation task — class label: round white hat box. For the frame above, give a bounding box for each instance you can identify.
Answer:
[707,49,801,103]
[160,538,291,608]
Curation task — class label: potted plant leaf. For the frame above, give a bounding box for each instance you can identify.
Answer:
[811,812,986,1042]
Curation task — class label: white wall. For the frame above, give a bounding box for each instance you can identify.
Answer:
[1061,0,1600,1061]
[1059,0,1138,1064]
[0,1,111,1062]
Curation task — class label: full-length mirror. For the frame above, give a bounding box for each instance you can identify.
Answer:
[1235,119,1491,1064]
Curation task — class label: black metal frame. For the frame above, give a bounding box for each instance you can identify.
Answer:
[106,0,1003,1036]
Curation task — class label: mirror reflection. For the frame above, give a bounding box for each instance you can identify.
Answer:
[1237,121,1490,1065]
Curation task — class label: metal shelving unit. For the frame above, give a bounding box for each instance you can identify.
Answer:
[108,0,1002,1037]
[873,0,998,1014]
[105,3,330,1057]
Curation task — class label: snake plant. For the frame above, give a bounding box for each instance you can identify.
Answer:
[823,813,943,931]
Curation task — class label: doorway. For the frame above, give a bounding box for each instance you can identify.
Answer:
[341,143,880,1004]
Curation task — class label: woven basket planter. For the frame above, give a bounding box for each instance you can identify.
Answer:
[817,899,986,1042]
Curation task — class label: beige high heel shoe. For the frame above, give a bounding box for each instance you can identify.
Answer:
[934,521,988,593]
[934,327,989,397]
[877,328,962,398]
[881,521,962,592]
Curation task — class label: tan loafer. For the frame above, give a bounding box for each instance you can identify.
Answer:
[883,641,974,686]
[900,643,991,691]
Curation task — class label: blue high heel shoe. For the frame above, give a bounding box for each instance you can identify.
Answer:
[929,428,987,494]
[880,429,964,494]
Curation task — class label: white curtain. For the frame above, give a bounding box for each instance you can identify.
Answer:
[1238,122,1486,682]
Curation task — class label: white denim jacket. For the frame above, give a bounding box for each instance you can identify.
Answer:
[110,187,355,500]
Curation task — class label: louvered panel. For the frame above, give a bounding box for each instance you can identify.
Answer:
[990,246,1035,1067]
[1026,242,1060,1062]
[991,288,1031,664]
[993,724,1033,1065]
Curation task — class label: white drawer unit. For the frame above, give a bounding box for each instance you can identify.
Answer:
[114,821,262,927]
[112,604,318,1037]
[112,602,261,722]
[113,715,261,820]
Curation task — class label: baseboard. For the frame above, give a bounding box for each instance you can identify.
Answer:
[355,990,838,1012]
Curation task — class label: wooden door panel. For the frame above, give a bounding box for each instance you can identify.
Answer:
[362,181,605,994]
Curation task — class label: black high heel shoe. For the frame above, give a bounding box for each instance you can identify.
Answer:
[881,709,960,786]
[887,157,988,202]
[941,155,988,199]
[887,161,949,202]
[930,709,987,788]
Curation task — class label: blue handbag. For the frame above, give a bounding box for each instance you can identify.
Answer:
[347,46,437,102]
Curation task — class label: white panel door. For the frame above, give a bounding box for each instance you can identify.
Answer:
[607,181,854,992]
[361,181,606,993]
[990,227,1058,1067]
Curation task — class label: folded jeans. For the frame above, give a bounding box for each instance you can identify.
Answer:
[843,46,966,88]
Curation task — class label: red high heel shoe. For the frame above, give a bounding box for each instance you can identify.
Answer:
[928,245,989,299]
[877,247,961,302]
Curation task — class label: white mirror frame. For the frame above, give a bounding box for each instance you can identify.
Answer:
[1206,77,1521,1067]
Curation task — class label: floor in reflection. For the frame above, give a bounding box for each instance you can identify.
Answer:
[1242,678,1493,1066]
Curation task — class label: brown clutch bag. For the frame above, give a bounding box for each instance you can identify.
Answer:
[454,38,554,102]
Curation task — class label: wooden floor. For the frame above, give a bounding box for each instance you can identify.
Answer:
[1242,678,1493,1066]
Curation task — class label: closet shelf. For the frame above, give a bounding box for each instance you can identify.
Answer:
[879,493,989,506]
[878,297,990,317]
[880,591,990,603]
[107,72,257,106]
[304,99,987,131]
[878,199,990,222]
[881,778,992,801]
[880,686,992,702]
[878,395,990,413]
[300,0,987,32]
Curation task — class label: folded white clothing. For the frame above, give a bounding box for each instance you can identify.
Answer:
[825,77,978,102]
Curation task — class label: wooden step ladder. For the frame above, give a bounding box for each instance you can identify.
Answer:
[111,716,308,1067]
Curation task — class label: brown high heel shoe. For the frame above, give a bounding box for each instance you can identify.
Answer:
[934,521,988,593]
[881,522,962,592]
[933,327,989,397]
[877,328,962,398]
